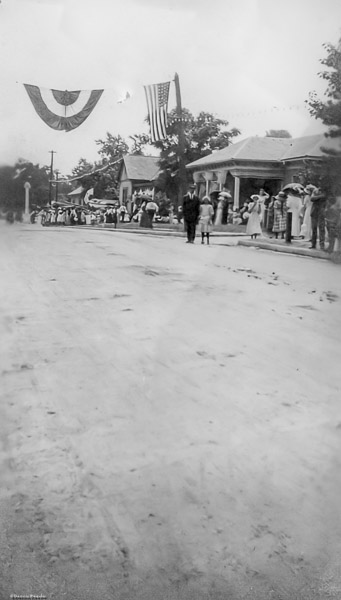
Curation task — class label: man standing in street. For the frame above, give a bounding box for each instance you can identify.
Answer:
[183,183,200,243]
[310,188,327,250]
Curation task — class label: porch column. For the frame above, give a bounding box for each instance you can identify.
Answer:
[234,176,240,209]
[204,171,214,197]
[192,171,202,196]
[216,170,227,191]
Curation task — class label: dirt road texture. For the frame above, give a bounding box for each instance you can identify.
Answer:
[1,224,341,600]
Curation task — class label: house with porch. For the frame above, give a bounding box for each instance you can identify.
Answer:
[185,134,332,208]
[118,155,161,212]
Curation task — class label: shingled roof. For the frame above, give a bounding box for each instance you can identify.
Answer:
[186,134,332,169]
[121,155,161,181]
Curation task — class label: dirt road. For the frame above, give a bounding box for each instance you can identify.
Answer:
[1,223,341,600]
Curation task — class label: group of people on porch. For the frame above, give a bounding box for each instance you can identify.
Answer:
[242,184,340,252]
[181,182,341,253]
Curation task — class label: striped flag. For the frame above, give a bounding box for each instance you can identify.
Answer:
[144,81,170,143]
[24,84,103,132]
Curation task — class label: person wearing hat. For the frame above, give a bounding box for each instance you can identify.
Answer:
[299,185,316,239]
[145,198,158,227]
[214,194,225,226]
[310,187,327,250]
[246,194,262,239]
[139,195,153,228]
[286,189,303,239]
[258,188,270,227]
[182,184,200,243]
[272,191,287,239]
[199,196,214,244]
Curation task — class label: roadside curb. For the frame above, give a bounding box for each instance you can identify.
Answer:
[237,239,331,260]
[72,225,247,238]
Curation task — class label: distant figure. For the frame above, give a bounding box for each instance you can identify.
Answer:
[182,184,200,243]
[145,199,158,227]
[300,185,316,240]
[112,207,118,228]
[286,192,303,238]
[272,192,287,239]
[139,200,152,228]
[130,202,139,222]
[199,196,214,244]
[246,195,262,239]
[240,201,250,224]
[214,195,224,226]
[258,188,270,226]
[105,208,113,223]
[57,209,65,225]
[119,204,127,222]
[325,196,340,253]
[310,188,327,250]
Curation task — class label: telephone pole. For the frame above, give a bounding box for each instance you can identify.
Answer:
[174,73,187,207]
[48,150,56,205]
[55,170,59,203]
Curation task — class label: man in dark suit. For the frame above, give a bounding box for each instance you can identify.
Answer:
[182,184,200,243]
[310,188,327,250]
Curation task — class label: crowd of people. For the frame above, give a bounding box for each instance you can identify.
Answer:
[181,182,341,253]
[31,203,132,227]
[30,183,341,254]
[237,185,341,253]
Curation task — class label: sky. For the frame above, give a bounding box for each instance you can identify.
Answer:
[1,0,341,175]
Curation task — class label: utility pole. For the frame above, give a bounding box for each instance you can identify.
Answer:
[55,170,59,203]
[48,150,56,205]
[174,73,187,207]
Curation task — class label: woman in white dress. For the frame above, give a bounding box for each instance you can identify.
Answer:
[199,196,214,244]
[246,195,262,239]
[286,193,303,238]
[214,196,224,226]
[300,185,316,239]
[258,188,270,226]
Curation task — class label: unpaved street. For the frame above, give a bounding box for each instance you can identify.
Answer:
[1,223,341,600]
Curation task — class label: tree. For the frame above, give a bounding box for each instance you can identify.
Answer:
[0,160,51,215]
[152,108,240,203]
[129,134,151,155]
[266,129,292,138]
[306,38,341,194]
[94,133,130,198]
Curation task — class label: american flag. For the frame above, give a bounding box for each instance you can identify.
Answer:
[144,81,170,143]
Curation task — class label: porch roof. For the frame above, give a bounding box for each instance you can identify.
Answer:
[186,134,331,170]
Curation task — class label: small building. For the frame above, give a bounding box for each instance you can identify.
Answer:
[118,155,161,211]
[185,134,334,207]
[67,185,85,205]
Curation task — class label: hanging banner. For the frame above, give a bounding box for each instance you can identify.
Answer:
[23,84,103,132]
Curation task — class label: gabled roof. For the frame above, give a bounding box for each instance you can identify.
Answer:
[68,185,84,196]
[186,134,334,170]
[121,155,161,181]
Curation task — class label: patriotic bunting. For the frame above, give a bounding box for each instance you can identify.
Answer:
[23,84,103,132]
[144,81,170,142]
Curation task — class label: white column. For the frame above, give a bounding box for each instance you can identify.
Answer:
[234,176,240,209]
[23,181,31,223]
